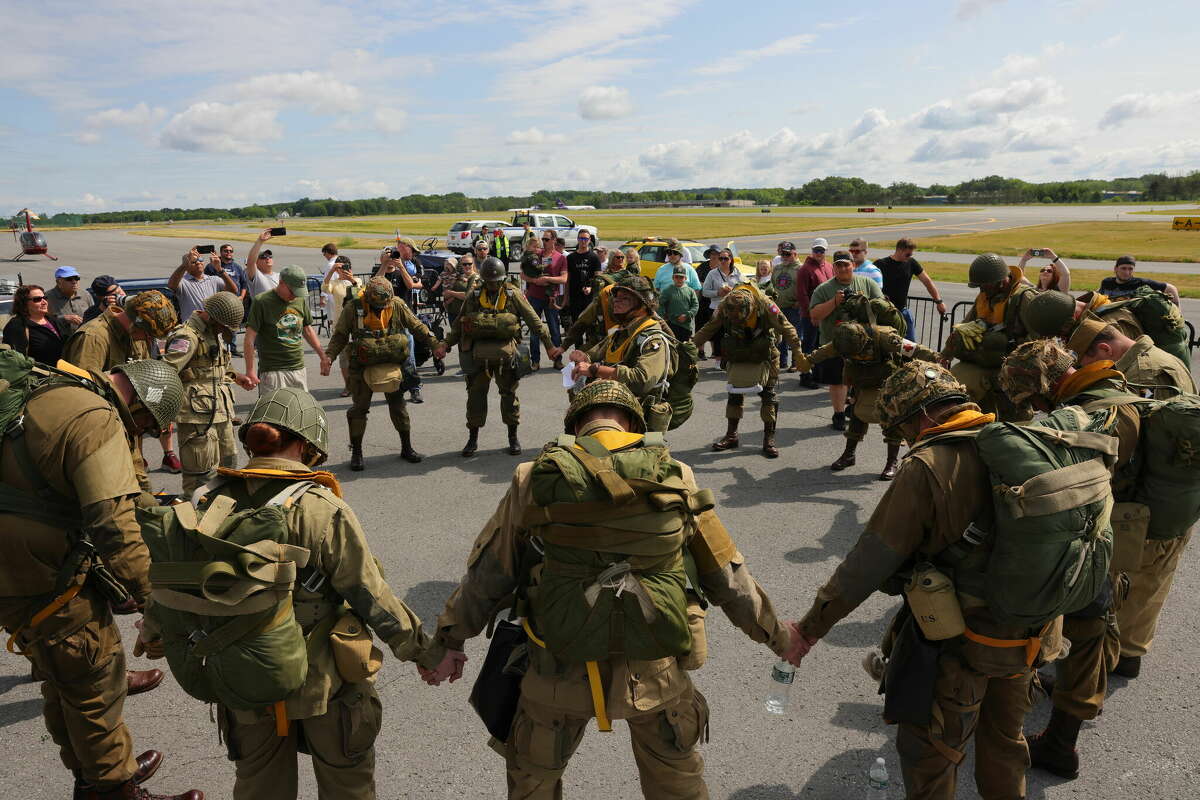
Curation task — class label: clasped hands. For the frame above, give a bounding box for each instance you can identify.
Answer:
[418,649,467,686]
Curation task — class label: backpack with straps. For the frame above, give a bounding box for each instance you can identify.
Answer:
[1098,287,1190,368]
[137,480,316,710]
[916,406,1118,627]
[656,327,698,431]
[522,433,714,662]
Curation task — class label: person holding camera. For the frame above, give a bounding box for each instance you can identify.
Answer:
[83,275,126,324]
[808,250,884,431]
[1021,247,1071,292]
[168,248,239,322]
[244,229,281,295]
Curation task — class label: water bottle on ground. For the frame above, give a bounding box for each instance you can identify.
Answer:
[764,660,795,715]
[867,756,889,799]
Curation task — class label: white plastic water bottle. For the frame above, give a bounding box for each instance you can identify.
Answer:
[764,660,795,714]
[867,756,889,799]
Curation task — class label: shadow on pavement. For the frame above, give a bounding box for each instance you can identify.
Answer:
[0,698,42,728]
[403,580,461,624]
[829,701,887,734]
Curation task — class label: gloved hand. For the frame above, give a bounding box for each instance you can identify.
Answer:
[952,320,987,351]
[792,352,812,373]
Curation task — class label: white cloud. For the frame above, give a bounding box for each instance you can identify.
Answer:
[911,135,997,163]
[373,108,409,135]
[506,127,567,145]
[79,193,107,210]
[956,0,1007,20]
[967,77,1063,113]
[84,102,168,130]
[1098,91,1200,129]
[913,101,988,131]
[158,102,282,154]
[228,71,363,114]
[578,86,633,120]
[293,178,390,198]
[848,108,890,141]
[696,33,816,76]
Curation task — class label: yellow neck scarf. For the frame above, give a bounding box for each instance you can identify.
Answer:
[1086,293,1111,311]
[727,285,760,329]
[604,316,657,363]
[973,266,1026,325]
[216,466,344,498]
[599,284,617,330]
[916,409,995,443]
[1054,360,1122,403]
[361,298,394,331]
[478,287,508,311]
[581,430,645,451]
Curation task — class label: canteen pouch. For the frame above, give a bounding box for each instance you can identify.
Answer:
[471,339,517,365]
[363,363,403,394]
[469,619,528,743]
[1110,502,1151,575]
[677,598,707,671]
[726,360,768,391]
[329,611,383,683]
[904,563,966,641]
[882,612,940,726]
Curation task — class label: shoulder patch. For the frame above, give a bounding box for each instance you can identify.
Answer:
[900,338,918,357]
[166,337,192,355]
[768,303,780,315]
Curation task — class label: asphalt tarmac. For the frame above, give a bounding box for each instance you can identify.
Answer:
[1,228,1198,799]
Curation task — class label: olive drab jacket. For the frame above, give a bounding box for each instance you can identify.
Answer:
[160,315,236,425]
[691,290,801,363]
[62,306,152,372]
[808,326,940,389]
[798,404,1063,676]
[1114,335,1197,399]
[562,283,619,350]
[324,296,438,369]
[942,268,1037,366]
[172,457,442,722]
[444,283,552,354]
[586,314,674,401]
[0,378,149,626]
[431,431,791,718]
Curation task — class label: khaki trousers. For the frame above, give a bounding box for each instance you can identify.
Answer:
[1050,612,1115,720]
[178,419,239,496]
[505,681,709,799]
[845,386,902,445]
[1,590,136,789]
[345,370,410,440]
[1117,531,1191,658]
[218,683,382,800]
[896,650,1034,800]
[465,363,520,428]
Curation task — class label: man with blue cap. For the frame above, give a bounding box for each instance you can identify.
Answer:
[47,265,89,335]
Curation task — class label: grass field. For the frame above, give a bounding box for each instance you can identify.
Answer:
[1130,208,1200,215]
[920,221,1200,263]
[126,228,397,250]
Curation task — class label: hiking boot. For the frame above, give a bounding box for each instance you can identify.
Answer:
[879,443,901,481]
[1028,708,1083,780]
[434,358,446,376]
[408,387,423,404]
[712,419,740,451]
[762,419,779,459]
[830,441,857,471]
[78,779,204,799]
[506,424,522,455]
[1112,655,1141,678]
[349,442,365,471]
[552,357,564,370]
[831,411,847,431]
[399,432,423,464]
[461,427,479,458]
[160,452,181,474]
[799,374,820,390]
[126,669,164,696]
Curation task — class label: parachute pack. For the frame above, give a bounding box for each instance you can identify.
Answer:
[1097,286,1190,368]
[137,480,317,710]
[915,406,1117,627]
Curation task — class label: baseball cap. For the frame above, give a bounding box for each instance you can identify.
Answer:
[779,241,797,253]
[811,238,829,251]
[280,265,309,297]
[672,265,687,276]
[334,255,352,267]
[832,250,852,264]
[90,274,118,296]
[55,266,80,279]
[704,244,722,257]
[397,236,418,249]
[258,248,273,258]
[1115,255,1136,267]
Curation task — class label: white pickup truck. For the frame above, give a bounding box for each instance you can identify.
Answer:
[446,211,599,261]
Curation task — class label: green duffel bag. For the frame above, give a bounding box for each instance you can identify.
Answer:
[138,482,315,710]
[352,332,409,366]
[919,406,1118,628]
[1100,287,1190,369]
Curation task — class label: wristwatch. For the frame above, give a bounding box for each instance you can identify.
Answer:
[589,362,600,379]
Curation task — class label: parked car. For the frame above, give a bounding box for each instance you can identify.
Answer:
[620,238,752,281]
[446,219,509,254]
[448,211,600,261]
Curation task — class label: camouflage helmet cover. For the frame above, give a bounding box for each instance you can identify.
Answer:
[832,321,872,357]
[125,290,179,338]
[614,274,655,309]
[113,359,183,431]
[239,387,329,465]
[968,253,1010,288]
[1021,290,1076,338]
[480,256,507,284]
[877,361,970,434]
[364,277,394,308]
[563,379,646,433]
[997,338,1076,407]
[722,287,754,323]
[203,291,244,330]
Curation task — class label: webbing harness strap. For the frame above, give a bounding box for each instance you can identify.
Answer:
[961,622,1049,669]
[523,618,612,733]
[5,583,83,655]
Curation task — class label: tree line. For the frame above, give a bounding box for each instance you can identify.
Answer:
[45,171,1200,224]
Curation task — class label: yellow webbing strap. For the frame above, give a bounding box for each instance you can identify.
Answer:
[962,625,1044,669]
[273,700,289,737]
[523,619,612,733]
[5,583,83,655]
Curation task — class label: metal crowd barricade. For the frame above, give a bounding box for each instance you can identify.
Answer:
[906,296,951,350]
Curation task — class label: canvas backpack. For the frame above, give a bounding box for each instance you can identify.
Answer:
[1099,287,1190,368]
[915,406,1118,627]
[521,433,714,662]
[137,480,317,710]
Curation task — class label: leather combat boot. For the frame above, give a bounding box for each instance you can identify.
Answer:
[1028,707,1084,780]
[799,373,820,390]
[712,419,740,451]
[76,752,164,799]
[126,669,164,696]
[461,427,479,457]
[1112,655,1141,678]
[879,443,901,481]
[399,432,423,463]
[831,411,847,431]
[830,440,857,471]
[79,779,203,800]
[349,440,365,471]
[762,420,779,459]
[507,424,522,455]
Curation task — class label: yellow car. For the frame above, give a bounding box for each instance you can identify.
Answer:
[620,238,752,281]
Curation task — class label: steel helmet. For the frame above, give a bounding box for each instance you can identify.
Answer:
[998,339,1076,407]
[1021,290,1076,338]
[364,277,394,309]
[563,380,646,433]
[613,275,655,309]
[723,287,754,324]
[877,361,969,435]
[832,321,872,358]
[967,253,1009,289]
[125,290,179,338]
[203,291,244,331]
[480,257,507,285]
[239,387,329,466]
[112,359,183,432]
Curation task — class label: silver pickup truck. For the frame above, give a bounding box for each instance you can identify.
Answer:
[447,211,599,261]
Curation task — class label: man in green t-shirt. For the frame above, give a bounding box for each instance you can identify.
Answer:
[809,250,884,430]
[244,264,331,394]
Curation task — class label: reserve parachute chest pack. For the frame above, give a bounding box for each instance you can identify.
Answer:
[349,300,410,366]
[521,433,714,662]
[460,286,522,340]
[137,480,317,710]
[914,405,1117,627]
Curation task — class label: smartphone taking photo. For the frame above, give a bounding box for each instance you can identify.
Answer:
[269,227,287,236]
[196,244,215,254]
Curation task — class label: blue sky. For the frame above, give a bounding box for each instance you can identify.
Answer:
[1,0,1197,213]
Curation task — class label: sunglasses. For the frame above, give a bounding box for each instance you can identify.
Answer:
[27,295,47,301]
[258,254,272,259]
[848,248,865,253]
[718,256,731,262]
[62,276,81,281]
[541,237,553,242]
[1040,268,1054,273]
[612,255,626,260]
